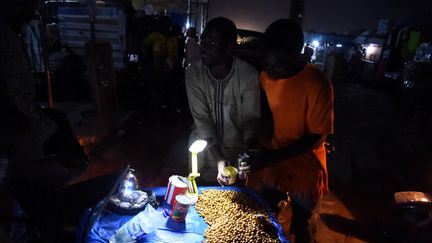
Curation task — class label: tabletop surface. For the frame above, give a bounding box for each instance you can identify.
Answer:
[82,186,288,242]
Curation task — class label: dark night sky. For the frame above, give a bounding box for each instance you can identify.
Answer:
[304,0,432,34]
[208,0,432,34]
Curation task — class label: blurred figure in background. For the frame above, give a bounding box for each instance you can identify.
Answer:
[184,27,201,67]
[302,43,314,62]
[142,16,171,72]
[0,1,87,241]
[142,16,172,108]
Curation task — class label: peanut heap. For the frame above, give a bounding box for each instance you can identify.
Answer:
[195,189,280,243]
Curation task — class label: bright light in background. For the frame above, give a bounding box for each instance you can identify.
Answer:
[301,44,306,54]
[312,40,320,48]
[336,44,343,48]
[185,21,190,30]
[366,44,377,54]
[363,43,383,63]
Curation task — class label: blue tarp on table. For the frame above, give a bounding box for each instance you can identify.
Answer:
[83,186,289,242]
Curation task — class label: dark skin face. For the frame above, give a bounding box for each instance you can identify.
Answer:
[200,28,234,79]
[263,50,306,80]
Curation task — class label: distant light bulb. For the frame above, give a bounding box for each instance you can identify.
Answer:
[366,44,376,54]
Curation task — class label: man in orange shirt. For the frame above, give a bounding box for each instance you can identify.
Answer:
[240,19,334,243]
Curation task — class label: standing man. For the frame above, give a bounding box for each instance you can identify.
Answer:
[241,19,334,243]
[185,17,260,185]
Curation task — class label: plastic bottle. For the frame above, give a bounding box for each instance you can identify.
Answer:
[109,206,169,243]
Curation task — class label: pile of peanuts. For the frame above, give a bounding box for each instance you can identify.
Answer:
[195,189,280,243]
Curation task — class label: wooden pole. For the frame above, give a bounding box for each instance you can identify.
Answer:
[39,13,54,107]
[88,0,102,116]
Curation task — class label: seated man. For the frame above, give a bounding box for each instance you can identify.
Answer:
[185,17,260,185]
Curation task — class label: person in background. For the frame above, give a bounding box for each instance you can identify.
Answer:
[1,1,87,242]
[142,15,174,109]
[185,17,260,185]
[240,19,334,243]
[0,0,59,179]
[142,16,171,71]
[175,24,186,69]
[303,43,314,62]
[184,27,201,67]
[166,24,181,71]
[167,24,187,113]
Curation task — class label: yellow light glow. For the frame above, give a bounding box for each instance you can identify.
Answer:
[188,140,206,178]
[191,152,198,175]
[189,140,207,153]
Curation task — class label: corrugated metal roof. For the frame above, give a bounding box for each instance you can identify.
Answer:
[58,7,126,70]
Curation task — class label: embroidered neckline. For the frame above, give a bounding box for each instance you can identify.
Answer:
[205,57,235,83]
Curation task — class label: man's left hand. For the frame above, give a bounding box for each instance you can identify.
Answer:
[217,160,230,186]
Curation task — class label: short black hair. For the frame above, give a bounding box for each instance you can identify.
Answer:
[264,19,304,53]
[204,17,237,44]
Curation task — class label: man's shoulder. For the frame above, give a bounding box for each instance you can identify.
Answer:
[186,60,203,73]
[234,57,258,74]
[303,63,331,86]
[185,60,204,83]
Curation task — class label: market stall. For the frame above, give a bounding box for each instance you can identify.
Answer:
[78,182,288,242]
[77,140,288,242]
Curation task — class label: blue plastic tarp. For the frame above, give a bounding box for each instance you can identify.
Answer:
[83,186,288,243]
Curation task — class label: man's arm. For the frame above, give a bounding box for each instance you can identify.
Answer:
[262,133,325,164]
[185,66,219,147]
[185,66,227,160]
[240,133,325,173]
[185,66,232,185]
[241,67,261,151]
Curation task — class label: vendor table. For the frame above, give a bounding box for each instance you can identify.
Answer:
[79,186,289,242]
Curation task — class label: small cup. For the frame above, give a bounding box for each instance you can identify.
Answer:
[170,194,192,222]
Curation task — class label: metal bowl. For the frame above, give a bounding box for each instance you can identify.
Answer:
[107,189,157,215]
[377,202,432,243]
